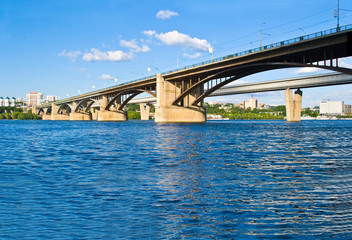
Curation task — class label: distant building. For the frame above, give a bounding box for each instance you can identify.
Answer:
[320,100,344,115]
[26,92,43,106]
[4,97,10,107]
[0,97,19,107]
[10,97,16,107]
[344,104,352,116]
[243,94,258,110]
[46,95,57,102]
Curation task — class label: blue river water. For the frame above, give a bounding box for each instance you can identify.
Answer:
[0,120,352,239]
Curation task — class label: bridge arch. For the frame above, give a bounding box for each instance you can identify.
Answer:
[44,106,52,115]
[57,103,71,115]
[171,62,352,107]
[73,99,97,113]
[37,108,45,115]
[105,89,156,111]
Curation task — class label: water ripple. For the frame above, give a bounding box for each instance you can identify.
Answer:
[0,120,352,239]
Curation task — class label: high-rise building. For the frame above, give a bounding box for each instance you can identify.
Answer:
[320,100,344,115]
[344,104,352,116]
[26,92,43,106]
[244,94,258,110]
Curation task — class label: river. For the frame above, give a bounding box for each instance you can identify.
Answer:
[0,120,351,239]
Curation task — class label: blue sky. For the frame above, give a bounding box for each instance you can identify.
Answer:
[1,0,352,107]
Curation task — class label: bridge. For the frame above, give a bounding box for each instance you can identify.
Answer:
[35,24,352,122]
[124,72,352,101]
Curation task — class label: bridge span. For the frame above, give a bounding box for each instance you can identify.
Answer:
[128,72,352,103]
[35,25,352,122]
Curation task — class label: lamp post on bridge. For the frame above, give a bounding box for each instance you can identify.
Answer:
[209,45,214,63]
[334,0,340,31]
[259,22,265,50]
[299,27,305,35]
[259,22,271,50]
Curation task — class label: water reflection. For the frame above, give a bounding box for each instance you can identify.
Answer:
[0,120,351,239]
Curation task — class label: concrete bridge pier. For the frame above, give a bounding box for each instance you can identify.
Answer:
[98,95,127,121]
[139,103,150,120]
[42,114,52,120]
[51,103,70,120]
[70,101,92,121]
[34,106,51,120]
[285,88,302,122]
[155,73,206,123]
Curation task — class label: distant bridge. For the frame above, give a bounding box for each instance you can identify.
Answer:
[35,25,352,122]
[128,72,352,102]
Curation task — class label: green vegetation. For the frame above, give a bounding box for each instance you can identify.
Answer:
[205,103,285,120]
[127,112,141,120]
[205,103,319,120]
[301,108,319,117]
[126,104,155,120]
[0,107,41,120]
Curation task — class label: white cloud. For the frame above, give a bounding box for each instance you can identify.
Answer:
[156,10,179,20]
[143,30,156,37]
[99,74,116,80]
[120,39,150,53]
[322,89,352,100]
[144,30,211,51]
[293,67,321,74]
[82,48,134,62]
[340,58,352,68]
[183,52,202,59]
[58,50,82,62]
[70,67,87,72]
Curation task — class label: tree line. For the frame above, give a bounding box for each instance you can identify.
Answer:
[205,103,319,120]
[0,107,41,120]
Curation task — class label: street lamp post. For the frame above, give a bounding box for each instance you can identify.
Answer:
[177,52,179,70]
[299,27,305,35]
[209,45,214,62]
[259,22,265,50]
[334,0,340,31]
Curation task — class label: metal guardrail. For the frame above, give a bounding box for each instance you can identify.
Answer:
[47,24,352,106]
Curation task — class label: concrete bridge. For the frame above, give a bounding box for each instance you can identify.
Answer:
[35,25,352,122]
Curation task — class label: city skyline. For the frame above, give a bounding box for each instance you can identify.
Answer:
[1,0,352,107]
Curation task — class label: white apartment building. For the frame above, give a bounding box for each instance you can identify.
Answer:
[0,97,16,107]
[320,100,344,115]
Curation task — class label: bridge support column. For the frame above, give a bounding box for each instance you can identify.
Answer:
[70,112,92,121]
[51,103,70,120]
[31,106,36,114]
[139,103,150,120]
[98,95,127,121]
[42,114,52,120]
[285,88,302,122]
[155,73,206,123]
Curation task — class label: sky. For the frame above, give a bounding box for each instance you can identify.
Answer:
[1,0,352,107]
